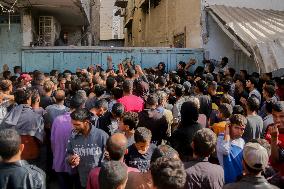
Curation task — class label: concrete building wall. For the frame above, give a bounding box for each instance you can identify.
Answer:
[203,12,257,73]
[100,0,124,40]
[203,15,235,64]
[205,0,284,11]
[126,0,202,48]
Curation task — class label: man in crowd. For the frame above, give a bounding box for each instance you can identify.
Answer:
[51,93,86,189]
[119,111,139,147]
[0,88,44,163]
[0,129,46,189]
[150,157,186,189]
[243,97,263,143]
[186,128,224,189]
[217,114,247,183]
[224,142,279,189]
[117,80,144,112]
[125,127,156,172]
[99,161,128,189]
[87,133,139,189]
[66,108,109,188]
[138,94,168,145]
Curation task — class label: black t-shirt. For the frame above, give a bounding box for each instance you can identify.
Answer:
[40,96,55,109]
[125,143,156,172]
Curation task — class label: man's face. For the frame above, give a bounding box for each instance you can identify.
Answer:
[272,110,284,133]
[71,119,88,133]
[262,89,268,100]
[230,124,245,139]
[208,86,216,96]
[246,80,252,88]
[135,141,150,155]
[118,119,127,132]
[235,80,242,89]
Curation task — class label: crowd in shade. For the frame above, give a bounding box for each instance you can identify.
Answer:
[0,56,284,189]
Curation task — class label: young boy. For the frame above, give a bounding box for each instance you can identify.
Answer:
[118,111,139,147]
[217,114,247,184]
[125,127,156,172]
[212,103,233,136]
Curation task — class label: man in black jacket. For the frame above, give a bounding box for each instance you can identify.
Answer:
[138,94,168,145]
[0,129,46,189]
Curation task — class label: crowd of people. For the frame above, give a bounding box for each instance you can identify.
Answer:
[0,56,284,189]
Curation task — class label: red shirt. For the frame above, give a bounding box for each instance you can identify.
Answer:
[117,95,144,112]
[87,166,139,189]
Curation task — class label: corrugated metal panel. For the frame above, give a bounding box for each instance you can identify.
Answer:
[209,5,284,73]
[21,47,204,73]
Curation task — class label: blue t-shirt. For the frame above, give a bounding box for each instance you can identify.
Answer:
[66,126,108,187]
[125,143,156,172]
[217,134,245,184]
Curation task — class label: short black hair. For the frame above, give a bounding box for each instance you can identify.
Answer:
[70,108,92,122]
[248,76,258,87]
[151,158,186,189]
[134,127,152,143]
[13,66,21,73]
[156,76,167,87]
[3,71,11,79]
[127,68,136,78]
[175,84,185,97]
[265,101,273,114]
[178,61,186,69]
[265,80,275,87]
[272,101,284,112]
[0,129,21,160]
[146,94,159,106]
[233,105,244,115]
[111,103,124,118]
[263,85,275,98]
[93,99,108,110]
[193,128,217,157]
[106,77,116,90]
[14,88,32,104]
[111,87,123,100]
[151,145,179,163]
[31,89,40,104]
[122,80,133,93]
[70,93,86,109]
[99,161,128,189]
[247,97,260,112]
[219,103,233,118]
[222,82,231,93]
[228,68,236,77]
[122,112,139,130]
[94,84,106,97]
[222,57,228,64]
[196,80,208,94]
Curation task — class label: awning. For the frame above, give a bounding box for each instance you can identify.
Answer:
[208,5,284,73]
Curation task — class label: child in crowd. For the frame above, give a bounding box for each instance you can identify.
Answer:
[125,127,156,172]
[118,111,139,147]
[217,114,247,184]
[212,103,233,136]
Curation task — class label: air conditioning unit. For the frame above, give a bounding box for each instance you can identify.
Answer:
[39,16,60,46]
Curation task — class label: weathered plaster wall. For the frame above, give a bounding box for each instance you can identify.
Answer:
[125,0,202,48]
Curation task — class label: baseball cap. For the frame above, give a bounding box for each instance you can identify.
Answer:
[243,142,268,171]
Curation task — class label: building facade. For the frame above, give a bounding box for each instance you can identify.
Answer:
[117,0,202,48]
